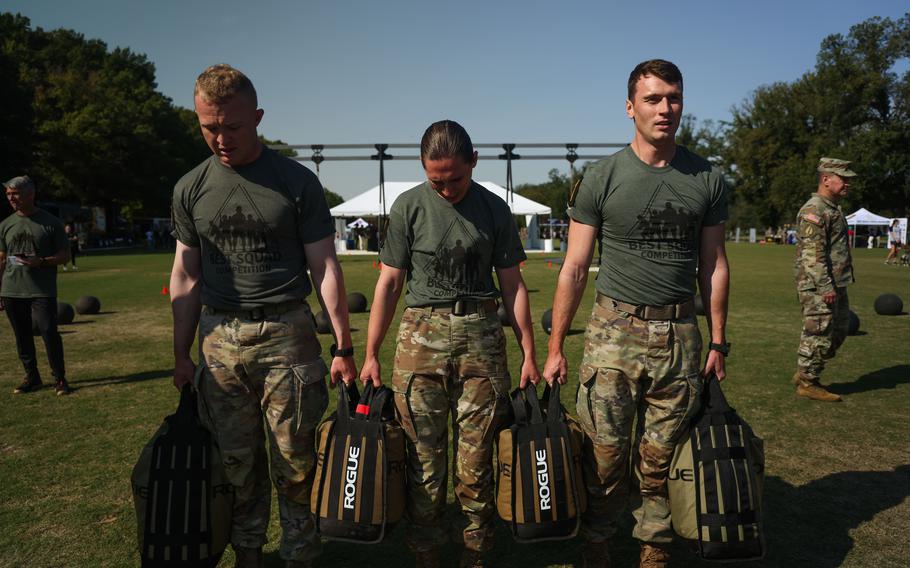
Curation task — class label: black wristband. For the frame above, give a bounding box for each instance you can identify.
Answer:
[330,344,355,358]
[709,342,731,356]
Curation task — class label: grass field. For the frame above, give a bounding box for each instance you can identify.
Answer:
[0,243,908,568]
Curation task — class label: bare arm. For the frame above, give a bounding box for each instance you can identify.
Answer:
[170,241,202,389]
[543,220,598,384]
[305,234,357,385]
[497,264,540,388]
[360,265,407,387]
[698,223,730,380]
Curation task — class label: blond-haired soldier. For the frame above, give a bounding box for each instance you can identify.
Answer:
[170,64,357,568]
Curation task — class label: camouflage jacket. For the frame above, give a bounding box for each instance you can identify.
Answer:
[793,193,854,292]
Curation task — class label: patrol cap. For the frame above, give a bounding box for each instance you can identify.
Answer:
[817,158,857,177]
[3,175,36,192]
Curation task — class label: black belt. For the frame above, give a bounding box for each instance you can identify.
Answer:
[414,299,498,317]
[596,293,694,321]
[202,299,307,321]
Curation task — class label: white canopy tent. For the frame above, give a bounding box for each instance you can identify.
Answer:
[331,181,553,250]
[844,208,905,249]
[845,208,891,226]
[330,181,551,216]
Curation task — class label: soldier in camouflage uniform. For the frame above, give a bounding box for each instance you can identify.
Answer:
[170,64,357,568]
[792,157,857,402]
[544,60,731,568]
[359,120,539,568]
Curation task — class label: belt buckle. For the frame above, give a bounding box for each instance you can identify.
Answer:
[453,299,466,316]
[249,307,266,321]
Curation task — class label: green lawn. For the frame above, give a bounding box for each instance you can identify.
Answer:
[0,244,908,567]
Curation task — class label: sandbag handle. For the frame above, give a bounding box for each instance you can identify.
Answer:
[702,373,732,414]
[172,384,199,427]
[353,382,376,420]
[542,381,566,424]
[367,385,393,422]
[510,386,543,425]
[523,385,545,425]
[338,381,360,423]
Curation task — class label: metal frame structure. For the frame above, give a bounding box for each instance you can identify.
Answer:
[267,142,625,244]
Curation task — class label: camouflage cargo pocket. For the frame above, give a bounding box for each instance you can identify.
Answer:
[664,373,703,445]
[481,373,512,444]
[288,358,330,431]
[803,313,833,336]
[576,364,599,438]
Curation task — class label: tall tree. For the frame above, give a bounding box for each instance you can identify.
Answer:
[725,14,910,225]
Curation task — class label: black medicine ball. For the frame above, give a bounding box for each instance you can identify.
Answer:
[57,302,75,325]
[75,295,101,315]
[347,292,368,313]
[873,293,903,316]
[541,309,553,335]
[847,310,860,335]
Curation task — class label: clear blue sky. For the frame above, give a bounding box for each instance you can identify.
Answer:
[5,0,907,198]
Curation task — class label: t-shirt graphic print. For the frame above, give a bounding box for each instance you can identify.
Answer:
[206,184,280,276]
[425,217,487,297]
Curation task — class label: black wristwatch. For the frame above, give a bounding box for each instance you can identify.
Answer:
[330,344,355,358]
[709,342,731,356]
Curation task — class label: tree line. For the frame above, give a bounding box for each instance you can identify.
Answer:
[2,13,906,226]
[521,14,909,227]
[0,13,342,221]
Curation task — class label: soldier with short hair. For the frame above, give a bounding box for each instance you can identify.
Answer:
[792,157,856,402]
[170,63,357,568]
[543,59,731,568]
[360,120,539,568]
[1,175,72,395]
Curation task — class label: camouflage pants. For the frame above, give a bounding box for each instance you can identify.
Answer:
[195,303,329,562]
[576,297,702,544]
[391,306,511,553]
[796,288,849,383]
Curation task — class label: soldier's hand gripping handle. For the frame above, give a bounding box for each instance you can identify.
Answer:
[542,351,569,386]
[173,356,195,391]
[359,356,383,388]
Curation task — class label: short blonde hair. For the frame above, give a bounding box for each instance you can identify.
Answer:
[194,64,258,106]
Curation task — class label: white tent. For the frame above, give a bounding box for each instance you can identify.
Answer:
[845,208,891,226]
[330,181,551,217]
[845,208,903,249]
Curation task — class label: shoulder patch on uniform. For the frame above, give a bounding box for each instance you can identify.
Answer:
[568,177,583,207]
[801,212,822,226]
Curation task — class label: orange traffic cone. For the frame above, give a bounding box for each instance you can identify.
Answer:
[161,285,169,296]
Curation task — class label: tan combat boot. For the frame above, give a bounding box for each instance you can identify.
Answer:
[639,542,670,568]
[793,372,842,402]
[233,546,264,568]
[581,540,611,567]
[459,549,485,568]
[796,383,843,402]
[414,548,441,568]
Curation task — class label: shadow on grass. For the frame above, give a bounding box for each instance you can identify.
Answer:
[828,364,910,395]
[72,369,172,389]
[758,466,910,567]
[232,464,910,568]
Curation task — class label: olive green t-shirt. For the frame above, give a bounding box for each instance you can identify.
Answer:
[569,145,729,305]
[0,209,67,298]
[171,148,334,310]
[380,181,526,307]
